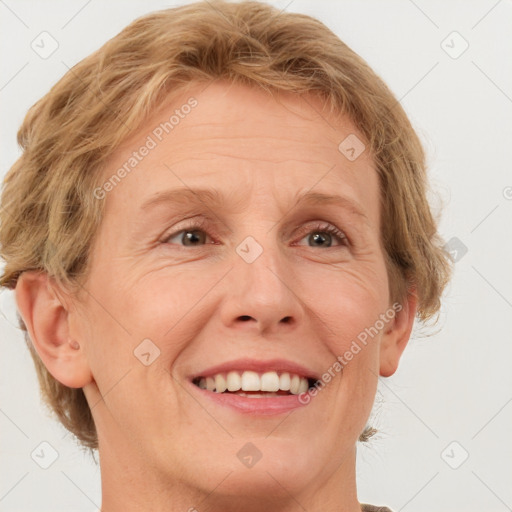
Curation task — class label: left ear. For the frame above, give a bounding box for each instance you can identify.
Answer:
[379,288,418,377]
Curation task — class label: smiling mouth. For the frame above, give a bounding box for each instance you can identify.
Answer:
[192,370,317,397]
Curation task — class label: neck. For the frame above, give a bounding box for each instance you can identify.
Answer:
[97,436,362,512]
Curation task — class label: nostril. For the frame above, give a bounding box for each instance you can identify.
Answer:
[239,315,252,321]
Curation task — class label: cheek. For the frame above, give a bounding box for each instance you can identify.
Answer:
[81,315,135,395]
[121,266,218,346]
[305,259,390,353]
[85,266,218,383]
[310,264,386,423]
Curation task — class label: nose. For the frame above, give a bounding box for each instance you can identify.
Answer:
[219,238,304,336]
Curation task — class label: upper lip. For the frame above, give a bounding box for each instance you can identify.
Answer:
[189,358,320,381]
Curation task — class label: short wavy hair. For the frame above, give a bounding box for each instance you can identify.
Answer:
[0,0,451,450]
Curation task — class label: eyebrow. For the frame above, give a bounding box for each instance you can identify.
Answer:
[291,191,369,222]
[140,187,244,213]
[140,187,369,222]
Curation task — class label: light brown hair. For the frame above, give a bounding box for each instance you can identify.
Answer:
[0,0,451,450]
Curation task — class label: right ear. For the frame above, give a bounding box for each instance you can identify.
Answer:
[15,271,92,389]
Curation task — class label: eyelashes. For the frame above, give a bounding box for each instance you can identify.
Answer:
[293,222,348,248]
[161,216,216,247]
[161,218,349,249]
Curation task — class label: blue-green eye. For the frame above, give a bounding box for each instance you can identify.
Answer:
[294,223,348,248]
[162,220,348,248]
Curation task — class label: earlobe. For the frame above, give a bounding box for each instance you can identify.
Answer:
[379,289,418,377]
[15,271,92,388]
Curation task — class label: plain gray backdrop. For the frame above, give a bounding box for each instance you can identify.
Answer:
[1,1,511,511]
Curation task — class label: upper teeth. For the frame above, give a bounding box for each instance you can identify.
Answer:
[197,371,310,395]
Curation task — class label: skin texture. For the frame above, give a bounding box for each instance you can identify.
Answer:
[15,80,417,512]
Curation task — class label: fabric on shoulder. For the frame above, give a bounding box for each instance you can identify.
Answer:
[360,503,394,512]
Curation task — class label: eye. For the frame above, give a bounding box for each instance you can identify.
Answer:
[162,226,213,247]
[161,217,216,247]
[294,222,348,248]
[161,219,348,248]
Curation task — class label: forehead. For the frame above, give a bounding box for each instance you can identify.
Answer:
[99,80,379,221]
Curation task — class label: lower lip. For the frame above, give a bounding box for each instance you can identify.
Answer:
[188,381,312,414]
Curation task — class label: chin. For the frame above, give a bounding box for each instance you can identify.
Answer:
[219,439,323,498]
[207,462,313,502]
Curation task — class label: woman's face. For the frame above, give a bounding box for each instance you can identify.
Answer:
[72,81,412,506]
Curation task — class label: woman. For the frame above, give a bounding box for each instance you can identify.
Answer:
[0,1,451,511]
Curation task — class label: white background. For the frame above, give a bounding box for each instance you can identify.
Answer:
[1,1,511,511]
